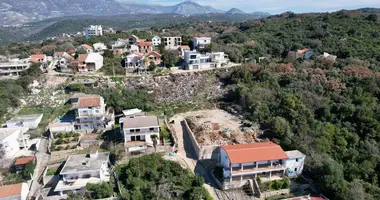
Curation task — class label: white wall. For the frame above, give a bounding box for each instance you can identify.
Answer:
[6,116,42,129]
[285,157,305,177]
[0,131,21,158]
[21,182,29,200]
[49,124,75,133]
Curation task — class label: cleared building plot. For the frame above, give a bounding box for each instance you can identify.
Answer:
[182,109,258,146]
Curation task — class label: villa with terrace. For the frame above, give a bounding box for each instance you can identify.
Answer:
[54,150,110,196]
[219,142,305,189]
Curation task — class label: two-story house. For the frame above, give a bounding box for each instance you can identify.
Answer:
[77,53,103,73]
[220,142,305,183]
[184,50,229,70]
[145,51,161,66]
[70,94,109,130]
[152,36,161,47]
[137,41,153,54]
[54,150,110,196]
[0,58,31,78]
[120,116,160,152]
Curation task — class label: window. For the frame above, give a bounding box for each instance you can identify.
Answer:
[130,129,135,133]
[136,129,140,132]
[149,127,154,131]
[296,158,299,162]
[295,168,298,172]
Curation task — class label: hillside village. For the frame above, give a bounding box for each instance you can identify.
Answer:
[0,9,380,200]
[0,23,328,200]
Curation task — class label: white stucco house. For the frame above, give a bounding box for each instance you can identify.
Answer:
[77,53,103,73]
[152,36,161,46]
[70,94,112,131]
[6,114,43,130]
[0,128,29,159]
[192,37,211,49]
[54,150,110,196]
[184,50,229,70]
[120,115,160,152]
[93,42,108,53]
[0,183,29,200]
[220,142,305,183]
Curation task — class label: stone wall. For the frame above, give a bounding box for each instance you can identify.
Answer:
[122,68,233,102]
[182,119,201,159]
[260,189,290,199]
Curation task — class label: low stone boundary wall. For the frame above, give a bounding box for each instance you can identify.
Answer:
[260,189,290,199]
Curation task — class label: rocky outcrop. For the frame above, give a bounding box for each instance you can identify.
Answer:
[123,69,233,103]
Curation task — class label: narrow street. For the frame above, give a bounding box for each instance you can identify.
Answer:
[170,115,219,200]
[29,138,50,199]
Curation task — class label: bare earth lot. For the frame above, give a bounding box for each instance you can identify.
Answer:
[180,109,258,146]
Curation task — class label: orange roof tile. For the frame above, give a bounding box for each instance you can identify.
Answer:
[146,51,161,57]
[0,183,22,198]
[79,96,101,107]
[221,142,288,164]
[30,54,46,63]
[137,41,152,47]
[14,156,36,165]
[78,54,88,63]
[297,48,310,55]
[181,45,190,49]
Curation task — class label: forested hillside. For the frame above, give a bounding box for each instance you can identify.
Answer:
[220,10,380,200]
[214,11,380,64]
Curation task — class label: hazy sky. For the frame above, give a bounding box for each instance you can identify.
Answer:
[122,0,380,14]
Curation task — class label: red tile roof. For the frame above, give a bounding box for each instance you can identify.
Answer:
[146,51,161,57]
[79,96,101,107]
[78,54,88,63]
[221,142,288,164]
[81,44,93,49]
[30,54,46,63]
[137,41,152,47]
[0,183,22,198]
[14,156,36,165]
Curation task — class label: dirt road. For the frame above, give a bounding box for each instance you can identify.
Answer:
[170,115,219,199]
[29,138,50,199]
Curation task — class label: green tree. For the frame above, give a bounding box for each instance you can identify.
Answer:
[162,50,180,67]
[23,162,36,178]
[86,182,113,199]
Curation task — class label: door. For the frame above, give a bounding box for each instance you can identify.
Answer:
[131,136,136,141]
[136,136,141,141]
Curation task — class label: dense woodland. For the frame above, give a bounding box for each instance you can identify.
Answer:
[220,11,380,200]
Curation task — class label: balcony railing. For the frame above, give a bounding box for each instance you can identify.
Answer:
[226,164,286,174]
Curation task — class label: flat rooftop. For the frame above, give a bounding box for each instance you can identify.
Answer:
[60,152,109,174]
[121,116,159,129]
[0,128,22,140]
[285,150,305,159]
[7,114,43,122]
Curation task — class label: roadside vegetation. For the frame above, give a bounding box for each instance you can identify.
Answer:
[115,153,212,200]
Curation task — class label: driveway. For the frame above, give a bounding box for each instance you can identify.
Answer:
[28,137,50,199]
[170,115,219,199]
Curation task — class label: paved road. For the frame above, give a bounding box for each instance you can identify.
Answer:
[29,137,50,199]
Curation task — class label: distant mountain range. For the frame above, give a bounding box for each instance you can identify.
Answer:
[0,0,270,25]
